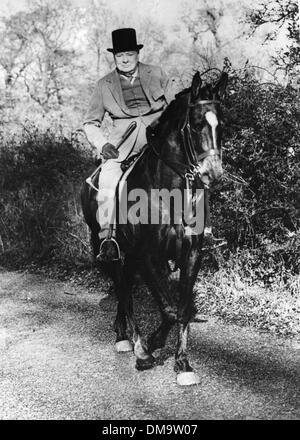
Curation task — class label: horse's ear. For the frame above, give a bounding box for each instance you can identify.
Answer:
[213,72,228,98]
[191,72,202,101]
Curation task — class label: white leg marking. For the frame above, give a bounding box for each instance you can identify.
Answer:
[115,340,133,352]
[177,371,201,386]
[134,336,149,359]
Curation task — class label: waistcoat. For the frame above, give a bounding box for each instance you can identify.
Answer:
[120,75,151,115]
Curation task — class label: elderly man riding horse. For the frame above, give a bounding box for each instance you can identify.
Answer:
[84,28,224,261]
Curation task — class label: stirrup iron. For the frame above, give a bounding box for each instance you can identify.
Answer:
[97,236,121,261]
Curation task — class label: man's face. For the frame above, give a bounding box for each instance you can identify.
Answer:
[114,51,139,73]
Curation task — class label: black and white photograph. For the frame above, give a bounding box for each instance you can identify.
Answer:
[0,0,299,423]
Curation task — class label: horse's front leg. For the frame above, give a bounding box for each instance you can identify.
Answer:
[175,248,202,386]
[140,257,177,355]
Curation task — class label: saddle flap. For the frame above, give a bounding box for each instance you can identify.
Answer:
[117,148,147,224]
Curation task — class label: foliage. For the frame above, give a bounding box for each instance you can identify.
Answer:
[0,0,78,111]
[249,0,299,76]
[1,0,296,124]
[0,126,94,266]
[195,250,300,337]
[210,64,300,283]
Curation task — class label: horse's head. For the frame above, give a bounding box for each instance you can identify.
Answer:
[188,71,228,188]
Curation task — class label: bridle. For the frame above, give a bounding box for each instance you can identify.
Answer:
[182,96,221,184]
[149,94,223,266]
[150,93,222,186]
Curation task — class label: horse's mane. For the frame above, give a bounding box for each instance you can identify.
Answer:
[175,88,191,99]
[150,82,213,141]
[150,88,190,139]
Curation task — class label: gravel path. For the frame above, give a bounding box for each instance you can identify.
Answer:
[0,268,299,420]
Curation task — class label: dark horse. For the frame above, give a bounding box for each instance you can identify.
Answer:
[81,71,228,386]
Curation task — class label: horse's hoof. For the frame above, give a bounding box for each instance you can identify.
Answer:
[176,371,200,386]
[115,340,133,352]
[135,355,156,371]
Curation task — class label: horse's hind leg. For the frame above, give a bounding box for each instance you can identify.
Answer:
[112,259,133,352]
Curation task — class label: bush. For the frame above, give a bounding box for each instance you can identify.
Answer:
[210,67,300,283]
[0,125,94,267]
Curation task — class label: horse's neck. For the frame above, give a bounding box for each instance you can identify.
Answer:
[150,99,187,160]
[133,95,188,189]
[140,139,184,191]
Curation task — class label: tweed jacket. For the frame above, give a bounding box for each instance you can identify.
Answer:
[83,62,172,153]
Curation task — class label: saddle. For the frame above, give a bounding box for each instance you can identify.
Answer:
[86,146,147,193]
[86,148,148,261]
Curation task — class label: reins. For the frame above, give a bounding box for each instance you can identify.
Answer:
[149,94,222,186]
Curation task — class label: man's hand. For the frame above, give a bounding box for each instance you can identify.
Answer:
[101,142,119,160]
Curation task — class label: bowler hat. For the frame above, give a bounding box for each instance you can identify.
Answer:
[107,28,143,54]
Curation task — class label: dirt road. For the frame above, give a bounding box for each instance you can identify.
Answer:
[0,268,299,420]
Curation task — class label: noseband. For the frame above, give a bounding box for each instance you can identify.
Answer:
[150,95,221,185]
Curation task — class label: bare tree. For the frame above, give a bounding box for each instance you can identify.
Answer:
[0,13,33,108]
[177,0,251,73]
[0,0,78,112]
[249,0,299,77]
[83,0,120,77]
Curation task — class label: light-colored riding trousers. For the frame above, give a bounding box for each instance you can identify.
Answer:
[96,112,162,238]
